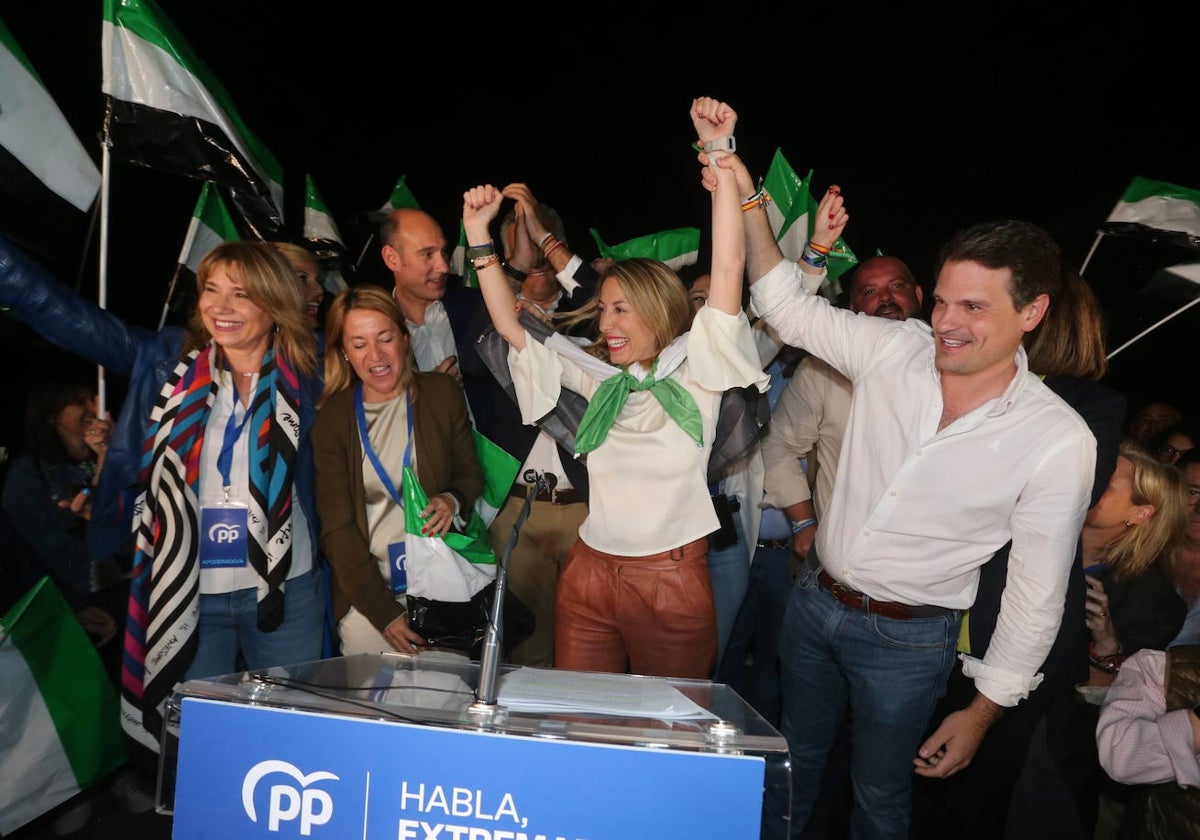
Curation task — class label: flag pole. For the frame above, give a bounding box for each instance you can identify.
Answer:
[1078,231,1105,277]
[1106,295,1200,359]
[354,232,376,272]
[159,191,204,330]
[96,101,114,419]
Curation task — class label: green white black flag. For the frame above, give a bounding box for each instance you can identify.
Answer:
[0,15,100,263]
[0,578,126,833]
[101,0,284,239]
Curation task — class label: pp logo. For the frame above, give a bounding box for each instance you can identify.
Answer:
[208,522,242,544]
[242,760,338,835]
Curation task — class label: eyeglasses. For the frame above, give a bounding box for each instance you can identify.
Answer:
[1159,442,1195,459]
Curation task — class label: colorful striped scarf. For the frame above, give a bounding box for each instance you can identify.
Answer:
[119,344,300,751]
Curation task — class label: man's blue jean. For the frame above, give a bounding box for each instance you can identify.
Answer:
[716,543,791,727]
[184,567,325,681]
[780,565,961,840]
[706,510,750,673]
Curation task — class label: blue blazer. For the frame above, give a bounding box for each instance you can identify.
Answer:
[0,235,322,563]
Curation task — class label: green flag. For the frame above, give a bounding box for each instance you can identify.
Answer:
[0,578,126,833]
[381,175,421,213]
[303,175,349,294]
[762,148,858,289]
[588,226,700,270]
[472,430,521,527]
[102,0,284,239]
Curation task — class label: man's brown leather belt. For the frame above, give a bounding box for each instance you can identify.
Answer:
[816,569,954,620]
[509,484,583,505]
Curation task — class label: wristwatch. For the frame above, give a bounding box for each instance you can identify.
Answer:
[702,135,736,154]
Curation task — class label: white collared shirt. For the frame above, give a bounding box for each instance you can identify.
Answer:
[197,371,313,594]
[751,258,1096,706]
[406,299,456,372]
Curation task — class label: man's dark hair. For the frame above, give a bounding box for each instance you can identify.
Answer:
[934,220,1063,308]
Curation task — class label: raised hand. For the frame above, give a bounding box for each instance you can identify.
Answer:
[691,97,738,144]
[462,184,503,239]
[702,151,757,199]
[810,186,849,251]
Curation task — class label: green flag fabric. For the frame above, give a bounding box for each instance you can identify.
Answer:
[1103,175,1200,246]
[589,227,701,270]
[472,430,521,527]
[0,15,100,262]
[101,0,285,239]
[304,175,349,294]
[381,175,421,213]
[762,148,858,288]
[0,578,126,833]
[401,467,496,602]
[178,182,240,275]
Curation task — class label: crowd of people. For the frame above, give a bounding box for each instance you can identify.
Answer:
[1,95,1198,840]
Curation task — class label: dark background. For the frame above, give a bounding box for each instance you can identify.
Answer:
[3,1,1199,445]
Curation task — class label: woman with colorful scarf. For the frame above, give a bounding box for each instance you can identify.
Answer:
[459,99,769,679]
[0,237,325,753]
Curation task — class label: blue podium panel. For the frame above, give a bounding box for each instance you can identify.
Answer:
[174,697,766,839]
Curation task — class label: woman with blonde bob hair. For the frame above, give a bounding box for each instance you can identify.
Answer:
[459,100,771,680]
[312,284,484,656]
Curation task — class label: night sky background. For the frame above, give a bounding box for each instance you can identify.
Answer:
[3,1,1199,446]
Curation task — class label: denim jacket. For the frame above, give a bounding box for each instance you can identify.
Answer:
[0,235,322,563]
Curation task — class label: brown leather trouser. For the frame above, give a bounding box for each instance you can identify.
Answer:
[554,536,717,679]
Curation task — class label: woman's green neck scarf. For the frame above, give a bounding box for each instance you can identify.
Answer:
[574,359,702,455]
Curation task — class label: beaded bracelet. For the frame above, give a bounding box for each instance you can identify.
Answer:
[472,253,501,271]
[1088,641,1126,673]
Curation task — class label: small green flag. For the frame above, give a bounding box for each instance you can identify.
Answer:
[588,226,700,270]
[472,430,521,527]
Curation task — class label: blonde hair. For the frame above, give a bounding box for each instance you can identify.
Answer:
[269,241,319,273]
[1102,439,1189,581]
[186,241,317,374]
[318,285,418,407]
[556,258,691,362]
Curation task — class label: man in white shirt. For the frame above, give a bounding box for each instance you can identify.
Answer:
[762,255,925,556]
[704,126,1095,838]
[380,208,490,425]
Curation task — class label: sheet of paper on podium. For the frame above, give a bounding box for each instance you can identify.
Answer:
[497,667,715,719]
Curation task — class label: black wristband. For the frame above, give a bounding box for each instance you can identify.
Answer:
[502,261,528,283]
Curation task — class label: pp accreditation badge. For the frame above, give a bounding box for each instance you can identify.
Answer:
[200,502,249,568]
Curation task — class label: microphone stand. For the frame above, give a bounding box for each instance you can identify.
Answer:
[469,470,549,713]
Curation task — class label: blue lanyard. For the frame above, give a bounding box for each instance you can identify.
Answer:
[217,398,255,493]
[354,383,413,507]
